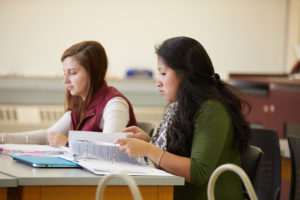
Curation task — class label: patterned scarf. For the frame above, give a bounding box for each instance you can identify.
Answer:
[151,102,178,150]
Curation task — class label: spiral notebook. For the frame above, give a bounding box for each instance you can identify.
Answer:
[11,154,80,168]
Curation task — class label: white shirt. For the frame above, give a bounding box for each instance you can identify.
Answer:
[48,97,130,135]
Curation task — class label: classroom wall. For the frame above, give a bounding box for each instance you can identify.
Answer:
[286,0,300,69]
[0,0,296,79]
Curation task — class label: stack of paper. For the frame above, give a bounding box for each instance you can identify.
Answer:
[71,140,140,164]
[69,131,144,164]
[68,130,129,147]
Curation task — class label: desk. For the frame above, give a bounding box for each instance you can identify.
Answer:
[0,154,184,200]
[279,139,292,200]
[0,173,17,200]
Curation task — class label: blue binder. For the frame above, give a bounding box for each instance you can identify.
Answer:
[11,154,79,168]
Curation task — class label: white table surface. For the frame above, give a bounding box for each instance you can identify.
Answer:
[0,154,184,186]
[0,173,17,187]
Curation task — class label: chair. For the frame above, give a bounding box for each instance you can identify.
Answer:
[287,136,300,200]
[250,128,281,200]
[241,145,263,187]
[137,121,154,136]
[95,172,142,200]
[207,164,258,200]
[241,145,263,199]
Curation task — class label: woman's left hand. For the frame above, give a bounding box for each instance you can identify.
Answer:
[115,138,150,157]
[122,126,151,142]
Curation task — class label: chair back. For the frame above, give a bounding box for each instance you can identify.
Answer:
[287,136,300,200]
[207,164,258,200]
[241,145,263,188]
[95,172,142,200]
[137,121,154,136]
[250,128,281,200]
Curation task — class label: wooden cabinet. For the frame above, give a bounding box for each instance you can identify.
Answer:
[229,74,300,138]
[244,94,270,127]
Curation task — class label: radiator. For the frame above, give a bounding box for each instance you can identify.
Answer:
[0,105,164,133]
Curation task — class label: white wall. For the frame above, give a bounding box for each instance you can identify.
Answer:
[286,0,300,69]
[0,0,292,79]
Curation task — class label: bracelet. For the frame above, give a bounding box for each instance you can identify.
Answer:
[25,136,29,143]
[157,149,165,167]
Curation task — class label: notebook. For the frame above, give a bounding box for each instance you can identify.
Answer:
[11,154,80,168]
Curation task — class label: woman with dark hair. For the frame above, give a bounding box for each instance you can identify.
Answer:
[116,36,251,200]
[0,41,137,146]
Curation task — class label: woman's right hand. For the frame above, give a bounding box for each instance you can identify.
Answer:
[122,126,151,142]
[115,138,151,157]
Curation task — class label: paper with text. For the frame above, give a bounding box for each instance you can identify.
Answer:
[69,131,140,164]
[60,154,173,176]
[68,130,129,150]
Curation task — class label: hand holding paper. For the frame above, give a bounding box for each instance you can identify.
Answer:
[122,126,151,142]
[116,138,150,158]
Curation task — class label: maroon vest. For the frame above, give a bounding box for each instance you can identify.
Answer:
[70,81,137,131]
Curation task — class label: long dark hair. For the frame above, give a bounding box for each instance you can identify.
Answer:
[62,41,108,122]
[155,36,251,157]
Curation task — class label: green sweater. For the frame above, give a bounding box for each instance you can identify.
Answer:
[174,100,244,200]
